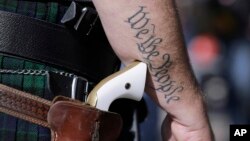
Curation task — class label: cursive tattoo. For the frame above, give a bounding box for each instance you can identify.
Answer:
[125,6,184,104]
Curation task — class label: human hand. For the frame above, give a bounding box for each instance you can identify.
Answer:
[92,0,214,140]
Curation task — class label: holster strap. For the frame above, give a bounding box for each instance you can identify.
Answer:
[0,84,52,127]
[0,84,123,141]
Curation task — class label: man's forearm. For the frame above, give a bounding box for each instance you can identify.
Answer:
[92,1,212,140]
[92,0,198,110]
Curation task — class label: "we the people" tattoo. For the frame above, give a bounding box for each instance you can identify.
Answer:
[125,6,184,104]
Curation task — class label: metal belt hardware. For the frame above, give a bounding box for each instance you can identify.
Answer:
[48,71,93,102]
[71,75,89,101]
[61,1,99,36]
[0,69,93,102]
[0,10,120,82]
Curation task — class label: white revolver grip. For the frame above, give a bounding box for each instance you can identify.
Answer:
[95,62,147,111]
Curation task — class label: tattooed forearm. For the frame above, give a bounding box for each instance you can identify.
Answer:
[125,6,184,104]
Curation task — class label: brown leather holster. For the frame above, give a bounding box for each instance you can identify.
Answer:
[0,84,123,141]
[49,99,123,141]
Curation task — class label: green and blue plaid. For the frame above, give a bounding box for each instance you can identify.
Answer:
[0,55,53,141]
[0,1,136,140]
[0,0,68,140]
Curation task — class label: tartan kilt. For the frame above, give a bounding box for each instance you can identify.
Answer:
[0,55,54,141]
[0,0,84,140]
[0,0,142,141]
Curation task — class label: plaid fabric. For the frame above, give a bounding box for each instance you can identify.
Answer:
[0,0,69,140]
[0,55,54,141]
[0,0,67,23]
[0,1,136,141]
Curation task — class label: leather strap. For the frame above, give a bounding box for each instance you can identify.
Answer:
[0,10,119,82]
[0,84,123,141]
[0,84,52,127]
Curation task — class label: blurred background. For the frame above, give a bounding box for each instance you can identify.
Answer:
[139,0,250,141]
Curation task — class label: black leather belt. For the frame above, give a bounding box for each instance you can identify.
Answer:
[0,10,120,83]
